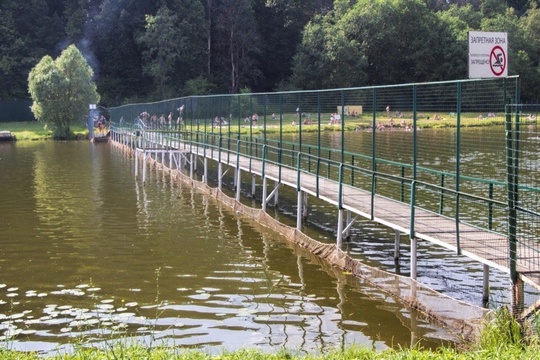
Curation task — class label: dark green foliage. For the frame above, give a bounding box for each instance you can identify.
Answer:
[1,0,540,104]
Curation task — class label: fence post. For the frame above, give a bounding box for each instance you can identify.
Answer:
[455,82,462,255]
[506,103,519,313]
[370,88,377,220]
[439,174,445,214]
[337,164,344,247]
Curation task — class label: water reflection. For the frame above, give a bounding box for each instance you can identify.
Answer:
[0,142,453,355]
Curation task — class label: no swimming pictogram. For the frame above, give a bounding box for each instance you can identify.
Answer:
[469,31,508,78]
[490,45,506,76]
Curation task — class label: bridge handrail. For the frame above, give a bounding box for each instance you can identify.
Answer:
[180,132,508,233]
[185,131,523,194]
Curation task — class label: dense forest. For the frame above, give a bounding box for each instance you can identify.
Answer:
[1,0,539,106]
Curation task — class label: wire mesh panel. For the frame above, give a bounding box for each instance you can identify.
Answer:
[509,104,540,277]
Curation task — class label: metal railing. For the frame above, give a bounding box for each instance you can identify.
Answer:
[109,77,540,288]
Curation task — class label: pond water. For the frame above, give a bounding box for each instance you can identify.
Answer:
[0,140,459,356]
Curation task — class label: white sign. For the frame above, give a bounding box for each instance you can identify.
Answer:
[468,31,508,78]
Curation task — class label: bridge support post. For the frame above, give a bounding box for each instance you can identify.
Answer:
[273,181,279,205]
[262,176,268,212]
[135,149,139,176]
[483,264,490,306]
[236,168,241,202]
[203,157,208,184]
[218,162,223,191]
[189,153,194,179]
[161,137,165,164]
[345,210,351,239]
[142,150,147,184]
[337,208,344,247]
[394,229,400,261]
[251,174,256,197]
[297,190,303,230]
[302,192,308,221]
[512,277,524,318]
[410,237,417,280]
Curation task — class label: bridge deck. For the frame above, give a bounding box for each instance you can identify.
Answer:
[182,145,540,292]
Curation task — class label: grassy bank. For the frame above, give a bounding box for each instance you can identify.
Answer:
[0,121,88,141]
[5,111,535,141]
[1,309,539,359]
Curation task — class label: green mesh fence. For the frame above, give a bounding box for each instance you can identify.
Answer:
[110,77,540,313]
[509,104,540,280]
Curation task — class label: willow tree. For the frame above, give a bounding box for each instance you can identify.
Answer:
[28,45,99,139]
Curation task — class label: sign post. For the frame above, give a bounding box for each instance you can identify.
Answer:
[469,31,508,78]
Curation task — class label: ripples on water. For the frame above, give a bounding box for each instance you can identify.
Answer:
[1,142,458,355]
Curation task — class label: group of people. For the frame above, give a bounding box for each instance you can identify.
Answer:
[478,112,496,119]
[94,115,108,134]
[138,110,183,128]
[371,118,417,132]
[329,113,341,125]
[243,113,259,125]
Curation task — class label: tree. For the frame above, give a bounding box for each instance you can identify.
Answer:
[91,0,155,106]
[289,14,368,90]
[214,0,261,93]
[0,0,64,100]
[137,1,207,99]
[28,45,100,139]
[289,0,463,89]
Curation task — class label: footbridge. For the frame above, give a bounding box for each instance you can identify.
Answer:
[106,77,540,320]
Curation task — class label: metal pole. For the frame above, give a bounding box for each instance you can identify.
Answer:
[236,168,241,202]
[455,83,462,255]
[411,237,417,280]
[370,88,377,220]
[337,209,344,247]
[142,150,147,184]
[135,149,139,176]
[204,157,208,184]
[297,190,303,230]
[262,176,267,212]
[189,153,194,179]
[483,264,490,306]
[218,162,223,191]
[394,229,400,261]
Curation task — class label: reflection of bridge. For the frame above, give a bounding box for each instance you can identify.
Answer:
[106,77,540,321]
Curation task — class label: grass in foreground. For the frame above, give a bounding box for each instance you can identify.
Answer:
[1,308,539,360]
